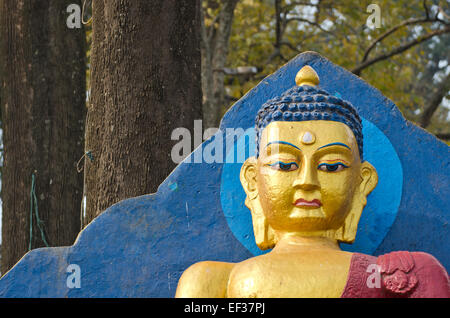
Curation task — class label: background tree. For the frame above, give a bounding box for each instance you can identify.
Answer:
[83,0,203,225]
[201,0,239,129]
[0,0,86,273]
[224,0,449,140]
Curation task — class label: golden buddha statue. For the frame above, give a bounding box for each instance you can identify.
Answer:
[175,66,450,298]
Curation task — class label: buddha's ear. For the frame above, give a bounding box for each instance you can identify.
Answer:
[336,161,378,243]
[240,157,276,250]
[358,161,378,204]
[240,156,258,200]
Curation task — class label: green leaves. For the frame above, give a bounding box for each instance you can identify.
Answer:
[224,0,449,138]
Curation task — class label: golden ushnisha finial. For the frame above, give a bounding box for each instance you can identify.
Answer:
[295,65,320,87]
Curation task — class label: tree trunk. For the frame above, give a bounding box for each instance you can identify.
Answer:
[84,0,202,225]
[201,0,239,129]
[0,0,86,274]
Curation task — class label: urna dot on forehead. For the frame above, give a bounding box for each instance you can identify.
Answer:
[255,65,363,159]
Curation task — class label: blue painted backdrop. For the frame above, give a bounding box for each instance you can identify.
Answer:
[0,52,448,297]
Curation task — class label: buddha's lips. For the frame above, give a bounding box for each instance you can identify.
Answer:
[294,198,322,207]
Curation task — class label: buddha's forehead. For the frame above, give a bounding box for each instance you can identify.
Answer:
[260,120,359,155]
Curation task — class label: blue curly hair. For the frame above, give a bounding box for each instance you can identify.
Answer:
[255,68,363,160]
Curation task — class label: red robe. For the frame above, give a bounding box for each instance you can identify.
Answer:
[341,251,450,298]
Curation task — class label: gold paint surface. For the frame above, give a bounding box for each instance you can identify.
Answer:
[176,120,378,298]
[295,65,320,87]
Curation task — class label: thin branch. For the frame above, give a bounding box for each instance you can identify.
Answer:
[285,17,336,37]
[207,13,221,42]
[265,48,286,64]
[352,26,450,75]
[200,4,210,51]
[438,6,450,20]
[267,0,288,64]
[362,17,433,62]
[313,0,322,24]
[419,73,450,128]
[283,1,318,11]
[436,133,450,140]
[423,0,430,19]
[279,40,299,52]
[275,0,282,50]
[362,1,449,63]
[277,0,325,54]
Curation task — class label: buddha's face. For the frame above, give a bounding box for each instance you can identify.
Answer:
[241,120,378,244]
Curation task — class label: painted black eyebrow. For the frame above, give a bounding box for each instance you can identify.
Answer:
[317,142,351,150]
[265,141,301,151]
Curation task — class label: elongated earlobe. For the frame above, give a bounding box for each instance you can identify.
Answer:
[244,196,276,250]
[241,157,276,250]
[335,161,378,243]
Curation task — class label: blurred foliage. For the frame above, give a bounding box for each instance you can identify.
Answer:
[226,0,449,137]
[81,0,449,137]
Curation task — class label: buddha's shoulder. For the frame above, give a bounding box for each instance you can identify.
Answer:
[229,253,284,276]
[226,255,275,297]
[376,251,450,297]
[175,261,236,298]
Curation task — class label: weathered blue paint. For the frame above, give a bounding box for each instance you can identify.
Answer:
[0,52,448,297]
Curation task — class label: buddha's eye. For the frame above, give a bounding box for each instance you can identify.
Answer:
[317,162,349,172]
[267,161,299,171]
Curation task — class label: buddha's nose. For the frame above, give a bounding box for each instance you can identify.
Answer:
[293,162,319,191]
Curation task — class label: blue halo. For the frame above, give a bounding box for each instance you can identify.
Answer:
[220,118,403,256]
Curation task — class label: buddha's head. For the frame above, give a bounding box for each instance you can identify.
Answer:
[240,66,378,250]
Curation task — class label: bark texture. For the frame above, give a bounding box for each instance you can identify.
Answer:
[201,0,238,129]
[0,0,86,273]
[84,0,202,225]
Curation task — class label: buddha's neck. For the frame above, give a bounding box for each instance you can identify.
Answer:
[272,232,341,253]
